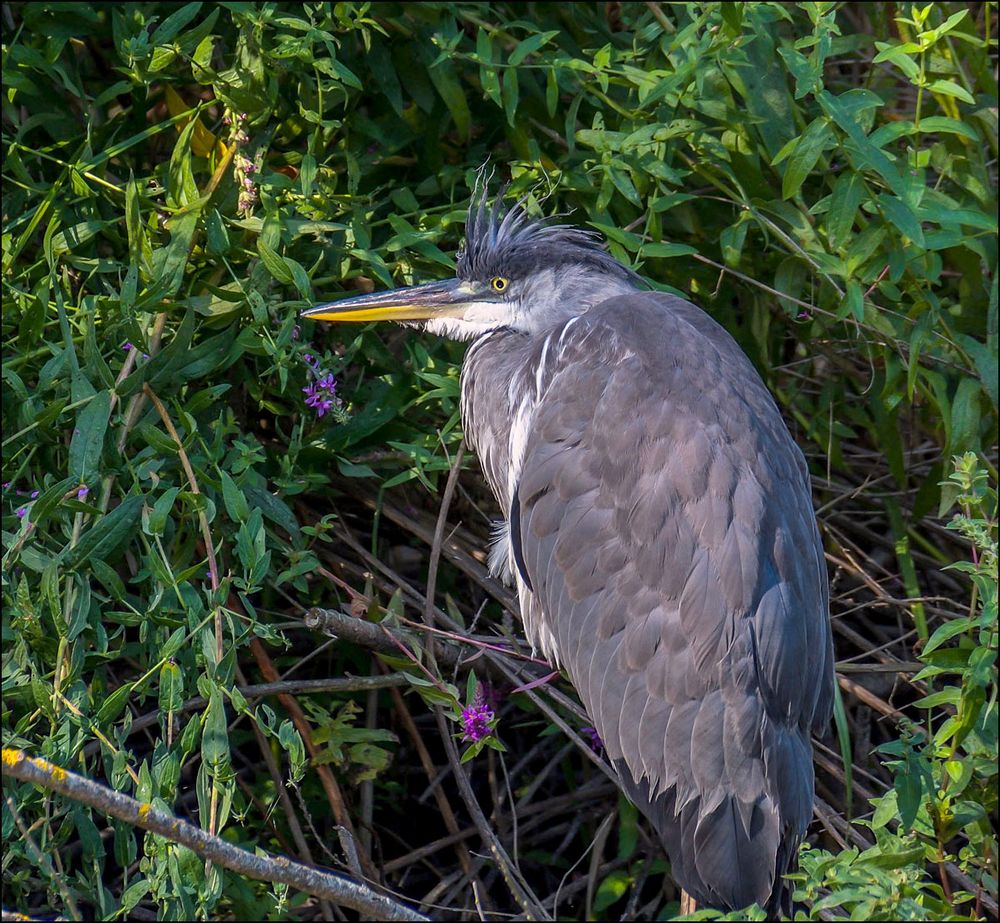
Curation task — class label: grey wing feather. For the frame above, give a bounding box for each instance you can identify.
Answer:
[511,293,834,912]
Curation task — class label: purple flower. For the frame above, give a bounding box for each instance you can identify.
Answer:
[122,342,133,351]
[302,382,335,418]
[77,486,89,500]
[461,702,495,743]
[16,507,28,519]
[299,356,341,419]
[292,325,301,340]
[581,727,604,753]
[29,490,39,499]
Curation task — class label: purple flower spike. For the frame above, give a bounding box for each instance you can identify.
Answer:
[581,726,604,753]
[302,383,334,418]
[461,702,495,743]
[77,486,90,500]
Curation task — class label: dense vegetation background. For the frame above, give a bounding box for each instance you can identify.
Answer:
[2,2,997,920]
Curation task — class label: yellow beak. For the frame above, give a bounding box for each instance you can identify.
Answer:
[302,279,474,323]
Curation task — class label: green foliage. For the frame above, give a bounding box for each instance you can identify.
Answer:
[2,2,997,919]
[790,453,997,921]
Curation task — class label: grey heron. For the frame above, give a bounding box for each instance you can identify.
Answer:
[302,188,835,914]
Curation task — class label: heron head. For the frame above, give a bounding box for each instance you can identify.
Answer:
[302,188,642,340]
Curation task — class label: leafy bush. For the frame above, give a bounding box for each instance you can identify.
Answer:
[2,2,996,920]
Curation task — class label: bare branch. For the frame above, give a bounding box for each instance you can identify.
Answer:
[2,749,427,922]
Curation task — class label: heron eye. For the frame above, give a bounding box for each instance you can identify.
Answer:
[491,276,509,293]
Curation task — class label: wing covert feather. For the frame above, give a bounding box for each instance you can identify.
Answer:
[508,293,833,912]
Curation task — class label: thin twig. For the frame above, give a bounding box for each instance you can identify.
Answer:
[247,636,377,881]
[5,793,82,921]
[142,383,222,666]
[2,749,427,922]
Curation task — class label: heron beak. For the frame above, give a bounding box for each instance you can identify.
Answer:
[302,278,476,324]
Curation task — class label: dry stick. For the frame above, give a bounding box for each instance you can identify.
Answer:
[142,382,226,851]
[350,485,517,613]
[386,682,478,881]
[308,548,608,819]
[391,442,495,899]
[305,606,486,679]
[835,661,923,673]
[81,676,407,760]
[335,479,600,737]
[432,709,547,921]
[382,824,479,875]
[347,479,596,727]
[2,749,427,922]
[423,439,466,638]
[142,383,222,666]
[246,636,377,882]
[421,443,546,921]
[237,666,336,923]
[5,793,82,922]
[359,679,378,859]
[837,674,900,718]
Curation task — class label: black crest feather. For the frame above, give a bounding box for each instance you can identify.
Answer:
[457,185,641,286]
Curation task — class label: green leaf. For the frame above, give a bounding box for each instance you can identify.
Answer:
[257,238,293,285]
[158,210,200,297]
[144,486,181,537]
[27,477,75,530]
[160,627,188,661]
[642,242,698,258]
[201,688,230,771]
[49,219,108,256]
[68,390,111,485]
[96,683,134,725]
[592,870,630,913]
[826,171,866,249]
[720,217,749,267]
[776,117,832,199]
[545,67,558,117]
[894,769,922,831]
[150,2,203,45]
[159,661,184,713]
[878,194,925,247]
[922,617,973,656]
[220,470,250,523]
[912,687,962,709]
[427,57,471,138]
[508,30,559,67]
[926,79,975,104]
[950,376,981,454]
[502,66,519,128]
[66,495,144,570]
[818,89,907,200]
